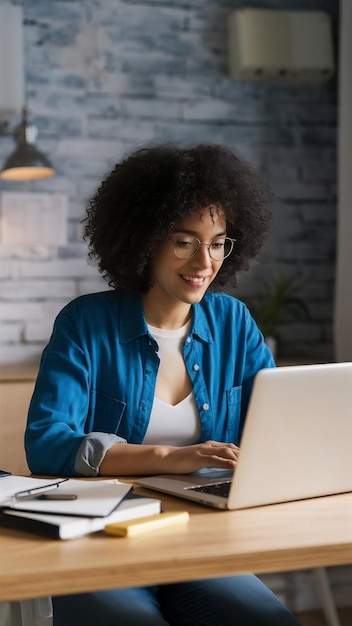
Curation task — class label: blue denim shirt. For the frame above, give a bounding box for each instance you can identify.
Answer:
[25,290,275,476]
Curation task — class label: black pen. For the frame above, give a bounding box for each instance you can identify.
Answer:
[14,478,69,500]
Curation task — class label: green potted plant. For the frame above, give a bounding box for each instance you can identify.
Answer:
[248,269,310,358]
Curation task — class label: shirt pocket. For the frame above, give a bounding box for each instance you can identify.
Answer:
[225,385,242,443]
[91,390,126,434]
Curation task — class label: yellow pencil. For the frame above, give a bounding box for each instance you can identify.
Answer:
[104,511,190,537]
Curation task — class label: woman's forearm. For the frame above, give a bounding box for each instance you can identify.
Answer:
[99,443,172,475]
[99,441,239,476]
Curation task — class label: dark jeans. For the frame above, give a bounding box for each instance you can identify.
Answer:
[53,574,302,625]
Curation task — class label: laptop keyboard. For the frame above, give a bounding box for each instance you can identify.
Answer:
[186,481,231,498]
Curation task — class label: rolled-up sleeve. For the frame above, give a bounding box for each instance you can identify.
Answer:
[74,432,126,476]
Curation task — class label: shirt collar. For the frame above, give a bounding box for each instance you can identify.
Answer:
[119,292,148,343]
[191,300,214,344]
[119,292,213,344]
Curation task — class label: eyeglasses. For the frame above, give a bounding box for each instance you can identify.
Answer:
[169,235,236,261]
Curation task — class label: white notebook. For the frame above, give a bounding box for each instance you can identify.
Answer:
[0,493,162,540]
[0,476,132,517]
[0,476,161,539]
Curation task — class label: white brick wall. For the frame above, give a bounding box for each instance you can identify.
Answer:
[0,0,338,365]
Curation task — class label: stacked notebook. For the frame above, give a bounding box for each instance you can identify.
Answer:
[0,475,161,540]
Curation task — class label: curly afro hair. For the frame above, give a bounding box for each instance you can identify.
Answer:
[84,143,273,292]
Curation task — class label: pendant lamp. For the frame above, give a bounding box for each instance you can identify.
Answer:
[0,108,56,181]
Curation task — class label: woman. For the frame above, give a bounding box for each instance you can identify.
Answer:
[25,144,302,625]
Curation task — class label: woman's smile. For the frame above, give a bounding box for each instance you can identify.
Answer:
[181,274,207,286]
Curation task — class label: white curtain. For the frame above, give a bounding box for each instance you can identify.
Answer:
[334,0,352,361]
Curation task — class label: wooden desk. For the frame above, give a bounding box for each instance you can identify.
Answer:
[0,488,351,603]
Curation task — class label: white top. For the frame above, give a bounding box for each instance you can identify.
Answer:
[143,322,201,446]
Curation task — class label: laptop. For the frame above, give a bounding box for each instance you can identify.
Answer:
[137,362,352,509]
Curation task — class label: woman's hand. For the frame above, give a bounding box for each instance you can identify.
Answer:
[100,440,239,476]
[160,440,239,474]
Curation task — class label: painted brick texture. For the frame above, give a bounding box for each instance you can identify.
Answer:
[0,0,338,365]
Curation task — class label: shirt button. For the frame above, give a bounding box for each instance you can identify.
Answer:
[186,336,191,344]
[203,403,209,411]
[193,364,200,371]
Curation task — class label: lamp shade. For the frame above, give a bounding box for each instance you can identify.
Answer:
[0,109,55,181]
[1,144,55,181]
